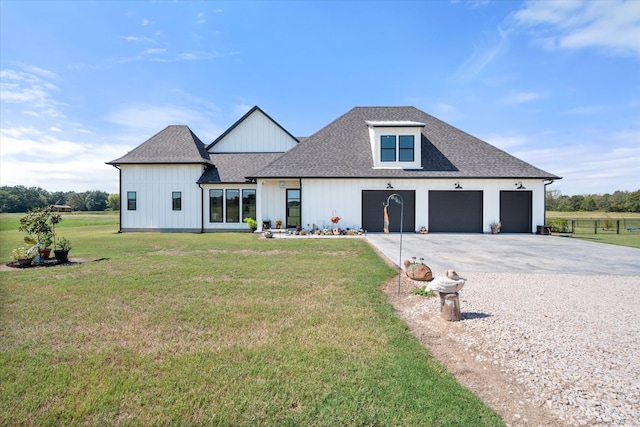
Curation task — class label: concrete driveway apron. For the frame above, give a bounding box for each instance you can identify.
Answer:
[366,233,640,276]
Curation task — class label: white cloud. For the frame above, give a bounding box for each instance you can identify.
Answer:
[142,48,167,55]
[104,103,222,142]
[484,134,529,150]
[500,91,544,104]
[486,127,640,194]
[562,105,609,115]
[0,68,65,120]
[436,103,456,113]
[514,0,640,58]
[0,126,129,193]
[49,126,63,133]
[452,26,510,82]
[197,12,206,24]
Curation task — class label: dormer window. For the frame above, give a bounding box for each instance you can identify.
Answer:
[366,121,424,169]
[381,135,415,162]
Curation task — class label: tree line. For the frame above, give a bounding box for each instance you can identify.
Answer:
[0,186,119,213]
[546,189,640,213]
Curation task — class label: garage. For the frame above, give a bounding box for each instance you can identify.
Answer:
[500,191,532,233]
[429,191,483,233]
[362,190,415,232]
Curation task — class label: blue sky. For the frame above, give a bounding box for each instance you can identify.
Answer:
[1,0,639,195]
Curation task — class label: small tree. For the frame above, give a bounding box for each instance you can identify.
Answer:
[106,193,120,211]
[18,206,62,249]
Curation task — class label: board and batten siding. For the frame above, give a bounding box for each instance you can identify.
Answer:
[211,109,298,153]
[295,178,546,233]
[121,164,204,232]
[256,180,299,230]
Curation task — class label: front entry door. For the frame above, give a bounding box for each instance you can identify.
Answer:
[286,189,301,229]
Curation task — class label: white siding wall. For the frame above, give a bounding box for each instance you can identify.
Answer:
[257,179,298,229]
[121,164,204,231]
[211,110,298,153]
[259,178,547,233]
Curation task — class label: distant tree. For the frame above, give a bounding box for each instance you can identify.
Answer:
[47,191,71,206]
[85,191,108,211]
[582,196,596,211]
[106,193,120,211]
[609,191,628,212]
[625,190,640,213]
[0,185,48,212]
[66,192,87,211]
[569,195,584,211]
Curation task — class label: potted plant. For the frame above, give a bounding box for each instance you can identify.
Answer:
[490,221,502,234]
[244,217,258,232]
[10,246,36,266]
[18,206,62,250]
[39,233,53,260]
[275,220,282,229]
[54,237,72,263]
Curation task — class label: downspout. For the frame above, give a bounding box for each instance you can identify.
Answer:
[198,183,204,233]
[299,178,302,228]
[113,165,122,233]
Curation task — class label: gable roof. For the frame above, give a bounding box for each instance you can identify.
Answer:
[107,125,213,165]
[248,106,560,180]
[206,105,299,151]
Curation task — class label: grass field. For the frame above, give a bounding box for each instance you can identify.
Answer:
[546,211,640,248]
[0,212,503,426]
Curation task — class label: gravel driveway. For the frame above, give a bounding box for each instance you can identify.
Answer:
[368,234,640,426]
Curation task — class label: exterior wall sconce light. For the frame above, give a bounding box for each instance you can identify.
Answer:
[454,182,462,189]
[515,182,525,189]
[386,182,393,189]
[279,181,285,189]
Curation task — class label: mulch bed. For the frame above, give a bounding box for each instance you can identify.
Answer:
[5,259,71,269]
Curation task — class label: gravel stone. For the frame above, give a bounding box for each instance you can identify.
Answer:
[419,272,640,426]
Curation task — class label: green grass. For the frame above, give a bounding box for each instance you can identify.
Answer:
[546,211,640,248]
[0,213,503,426]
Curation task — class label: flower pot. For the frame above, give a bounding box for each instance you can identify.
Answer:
[54,249,70,263]
[16,258,33,266]
[39,248,52,260]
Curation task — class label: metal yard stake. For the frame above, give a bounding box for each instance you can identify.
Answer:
[383,193,404,294]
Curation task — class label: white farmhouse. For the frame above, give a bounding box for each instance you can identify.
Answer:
[107,106,560,233]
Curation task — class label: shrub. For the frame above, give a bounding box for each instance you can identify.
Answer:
[550,218,569,233]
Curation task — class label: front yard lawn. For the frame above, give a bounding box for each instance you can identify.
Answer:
[0,213,502,425]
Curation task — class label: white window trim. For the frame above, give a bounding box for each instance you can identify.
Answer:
[366,121,424,169]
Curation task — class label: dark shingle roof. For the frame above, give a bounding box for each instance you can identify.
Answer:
[197,153,286,183]
[107,125,213,165]
[248,106,560,180]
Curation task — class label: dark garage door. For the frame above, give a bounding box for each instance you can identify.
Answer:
[500,191,532,233]
[429,191,483,232]
[362,190,415,232]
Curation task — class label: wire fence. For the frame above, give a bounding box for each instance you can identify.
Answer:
[546,218,640,235]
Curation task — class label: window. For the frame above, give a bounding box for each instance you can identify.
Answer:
[226,189,240,223]
[209,189,223,222]
[127,191,137,210]
[286,189,301,229]
[242,189,256,221]
[399,135,414,162]
[380,135,396,162]
[172,192,182,211]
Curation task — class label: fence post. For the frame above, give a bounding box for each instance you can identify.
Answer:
[617,220,620,234]
[594,220,598,234]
